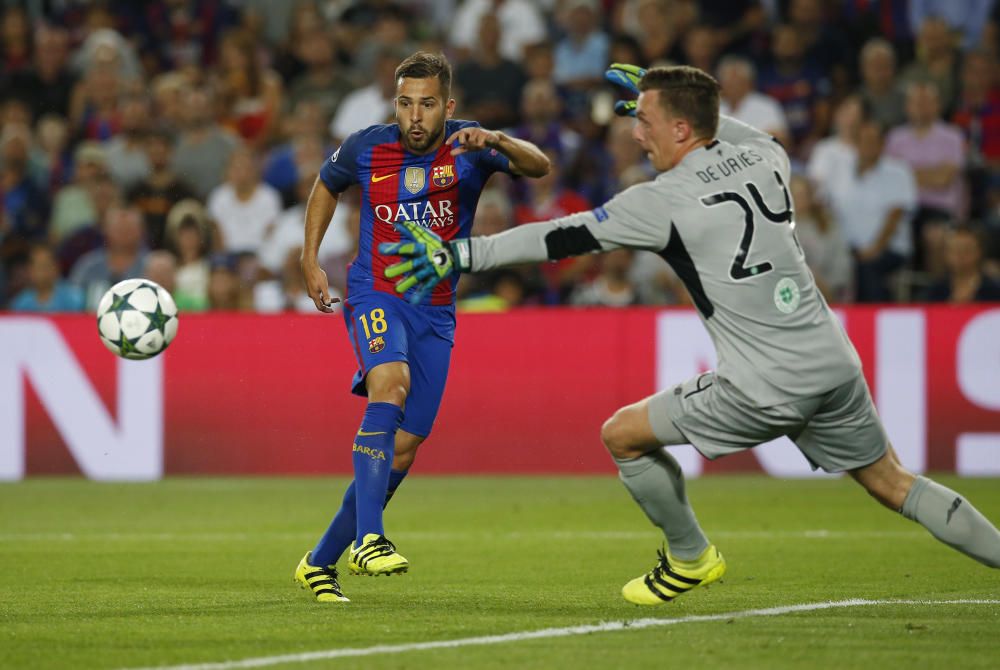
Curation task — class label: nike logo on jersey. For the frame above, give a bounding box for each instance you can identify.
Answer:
[357,430,387,437]
[371,173,394,183]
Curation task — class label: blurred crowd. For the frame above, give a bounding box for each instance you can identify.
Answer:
[1,0,999,314]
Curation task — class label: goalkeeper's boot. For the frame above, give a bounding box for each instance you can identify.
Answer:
[294,552,349,602]
[622,544,725,605]
[349,533,409,576]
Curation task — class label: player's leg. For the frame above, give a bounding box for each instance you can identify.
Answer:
[794,373,1000,569]
[601,397,711,560]
[602,383,727,605]
[307,428,419,580]
[346,360,410,576]
[850,447,1000,568]
[298,295,410,597]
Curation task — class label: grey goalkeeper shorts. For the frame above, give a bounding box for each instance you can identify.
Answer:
[648,371,888,473]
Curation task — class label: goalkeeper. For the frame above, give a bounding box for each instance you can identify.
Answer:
[380,63,1000,605]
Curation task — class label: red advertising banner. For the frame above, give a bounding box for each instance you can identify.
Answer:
[1,306,998,479]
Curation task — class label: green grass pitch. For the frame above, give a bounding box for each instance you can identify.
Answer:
[2,476,999,669]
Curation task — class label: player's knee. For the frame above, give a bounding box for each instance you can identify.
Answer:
[601,412,633,459]
[366,376,409,406]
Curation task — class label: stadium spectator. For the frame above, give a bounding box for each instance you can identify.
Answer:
[284,28,354,126]
[678,24,721,76]
[692,0,768,56]
[33,114,72,194]
[619,0,697,64]
[142,248,180,297]
[67,42,130,141]
[570,248,639,307]
[350,6,419,82]
[857,38,907,130]
[329,47,398,142]
[827,119,917,302]
[718,56,791,149]
[923,225,1000,302]
[127,128,196,250]
[790,175,853,303]
[104,94,153,192]
[54,172,121,277]
[899,16,961,114]
[9,244,84,313]
[758,23,831,158]
[457,268,528,312]
[171,86,240,200]
[454,13,527,130]
[807,95,862,203]
[552,0,610,90]
[512,78,582,162]
[259,167,355,295]
[254,246,322,313]
[787,0,851,94]
[7,24,76,122]
[165,199,213,312]
[207,147,282,256]
[0,123,48,243]
[48,141,108,245]
[206,252,244,310]
[514,148,594,303]
[70,205,149,310]
[1,5,31,74]
[450,0,547,63]
[886,81,966,273]
[150,72,190,133]
[215,29,284,148]
[908,0,996,51]
[263,102,329,205]
[952,49,1000,219]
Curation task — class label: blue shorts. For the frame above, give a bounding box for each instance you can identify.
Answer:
[342,289,456,438]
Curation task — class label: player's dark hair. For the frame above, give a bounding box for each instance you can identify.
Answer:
[639,66,720,139]
[395,51,452,98]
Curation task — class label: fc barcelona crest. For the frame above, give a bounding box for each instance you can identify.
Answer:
[368,336,386,354]
[432,164,455,188]
[404,167,425,194]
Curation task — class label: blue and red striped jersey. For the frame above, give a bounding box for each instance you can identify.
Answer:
[320,119,512,306]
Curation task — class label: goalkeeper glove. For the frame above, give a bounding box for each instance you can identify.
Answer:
[379,221,471,305]
[604,63,647,117]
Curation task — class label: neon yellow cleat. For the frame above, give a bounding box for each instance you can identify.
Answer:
[294,552,349,602]
[622,544,726,605]
[348,533,409,576]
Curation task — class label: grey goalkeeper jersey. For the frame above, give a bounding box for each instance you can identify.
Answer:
[469,116,861,407]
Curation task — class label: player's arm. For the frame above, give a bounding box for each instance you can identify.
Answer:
[446,126,550,177]
[301,176,340,312]
[379,183,669,302]
[302,135,360,312]
[469,183,668,270]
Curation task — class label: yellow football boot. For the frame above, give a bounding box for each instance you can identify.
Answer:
[348,533,409,576]
[294,552,349,602]
[622,544,726,605]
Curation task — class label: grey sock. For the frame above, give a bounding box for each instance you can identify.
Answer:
[901,476,1000,568]
[615,448,710,560]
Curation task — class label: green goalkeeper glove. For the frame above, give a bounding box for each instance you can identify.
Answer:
[604,63,647,117]
[379,221,471,305]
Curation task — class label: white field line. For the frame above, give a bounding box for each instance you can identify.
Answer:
[121,599,1000,670]
[0,529,925,543]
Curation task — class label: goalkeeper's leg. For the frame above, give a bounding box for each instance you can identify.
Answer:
[851,447,1000,568]
[602,398,724,605]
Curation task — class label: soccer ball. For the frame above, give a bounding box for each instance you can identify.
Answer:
[96,279,179,360]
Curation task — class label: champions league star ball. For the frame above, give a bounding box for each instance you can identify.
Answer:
[96,279,179,360]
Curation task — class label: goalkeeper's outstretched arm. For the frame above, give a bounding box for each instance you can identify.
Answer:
[463,180,671,272]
